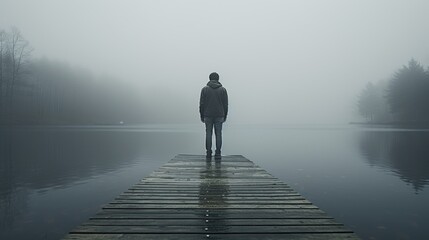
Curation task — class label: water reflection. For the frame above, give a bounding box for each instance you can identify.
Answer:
[359,130,429,192]
[0,128,144,236]
[0,129,28,231]
[0,127,198,239]
[199,158,230,233]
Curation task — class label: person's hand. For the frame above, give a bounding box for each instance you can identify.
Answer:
[223,117,227,123]
[201,117,205,123]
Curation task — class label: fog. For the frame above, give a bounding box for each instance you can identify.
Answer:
[1,0,429,124]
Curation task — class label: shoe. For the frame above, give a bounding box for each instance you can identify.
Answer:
[214,151,221,159]
[206,150,212,159]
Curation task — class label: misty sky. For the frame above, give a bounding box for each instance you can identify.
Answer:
[1,0,429,124]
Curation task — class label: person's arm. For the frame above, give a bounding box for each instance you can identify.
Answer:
[199,88,205,122]
[223,88,228,122]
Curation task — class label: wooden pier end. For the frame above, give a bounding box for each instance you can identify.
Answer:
[62,154,359,239]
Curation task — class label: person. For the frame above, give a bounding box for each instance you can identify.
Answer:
[199,72,228,159]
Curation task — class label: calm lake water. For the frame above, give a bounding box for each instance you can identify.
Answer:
[1,124,428,240]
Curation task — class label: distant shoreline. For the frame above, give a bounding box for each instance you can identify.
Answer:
[349,121,429,128]
[1,122,429,129]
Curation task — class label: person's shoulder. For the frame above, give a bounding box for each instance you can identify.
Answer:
[201,85,210,93]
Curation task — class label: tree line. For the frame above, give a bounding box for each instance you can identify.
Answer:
[358,59,429,124]
[0,27,146,125]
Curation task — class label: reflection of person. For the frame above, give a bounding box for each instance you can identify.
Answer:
[198,158,229,231]
[199,72,228,159]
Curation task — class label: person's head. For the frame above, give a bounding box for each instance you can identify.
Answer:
[209,72,219,81]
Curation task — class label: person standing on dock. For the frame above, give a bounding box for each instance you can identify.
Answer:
[199,72,228,159]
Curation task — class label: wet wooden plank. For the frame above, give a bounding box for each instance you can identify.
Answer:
[64,233,359,240]
[129,184,292,189]
[91,208,335,221]
[110,199,312,204]
[140,178,284,183]
[82,218,342,226]
[71,225,353,234]
[62,154,359,239]
[103,203,317,209]
[116,195,305,200]
[123,192,299,196]
[125,189,296,193]
[92,212,333,220]
[130,185,291,189]
[95,208,329,215]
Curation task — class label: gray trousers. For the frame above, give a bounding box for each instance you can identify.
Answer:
[204,117,224,154]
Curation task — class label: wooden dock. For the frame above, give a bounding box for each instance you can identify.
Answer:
[63,154,359,239]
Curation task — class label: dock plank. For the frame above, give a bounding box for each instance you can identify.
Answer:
[71,225,353,234]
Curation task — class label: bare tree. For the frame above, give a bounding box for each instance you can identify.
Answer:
[2,27,33,123]
[0,30,6,122]
[9,28,33,100]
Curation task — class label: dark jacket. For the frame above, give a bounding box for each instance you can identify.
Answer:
[199,80,228,119]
